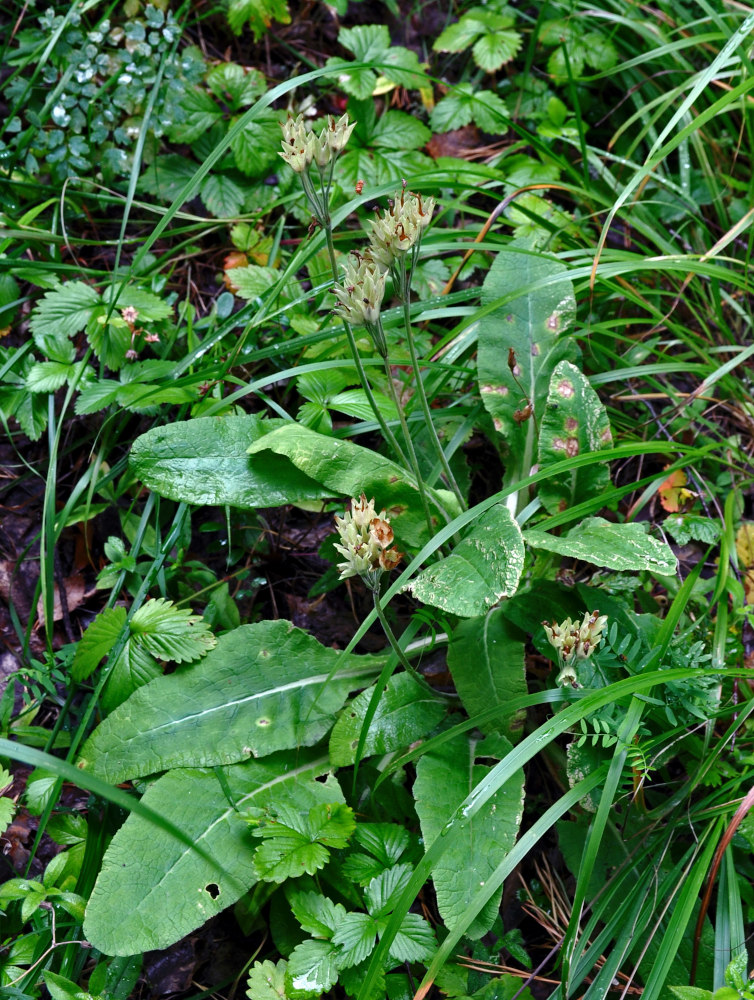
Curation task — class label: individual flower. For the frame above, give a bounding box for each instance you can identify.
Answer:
[334,494,403,588]
[121,305,138,324]
[367,188,435,270]
[543,610,608,687]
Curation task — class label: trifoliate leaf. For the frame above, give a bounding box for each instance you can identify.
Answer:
[250,802,356,882]
[582,32,618,72]
[246,960,290,1000]
[128,598,216,663]
[339,24,390,62]
[285,940,339,1000]
[247,959,290,1000]
[664,515,720,547]
[372,110,430,150]
[118,288,173,323]
[354,823,410,867]
[433,19,486,53]
[140,155,197,204]
[172,87,224,143]
[72,606,128,682]
[230,265,280,300]
[29,282,101,361]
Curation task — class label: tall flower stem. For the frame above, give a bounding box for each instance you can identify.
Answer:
[397,253,465,510]
[321,224,408,467]
[374,319,435,539]
[372,588,442,698]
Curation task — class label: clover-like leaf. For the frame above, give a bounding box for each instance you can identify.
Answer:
[249,802,356,882]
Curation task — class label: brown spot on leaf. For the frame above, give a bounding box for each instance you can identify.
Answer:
[546,312,561,331]
[565,438,579,456]
[565,417,578,431]
[557,379,575,398]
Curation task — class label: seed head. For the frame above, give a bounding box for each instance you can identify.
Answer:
[368,189,435,270]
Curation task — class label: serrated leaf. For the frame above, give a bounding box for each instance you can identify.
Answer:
[119,288,173,323]
[247,959,290,1000]
[379,47,427,90]
[286,939,339,999]
[372,110,430,150]
[354,823,410,867]
[407,505,524,616]
[230,111,280,177]
[231,265,280,300]
[84,752,341,955]
[130,415,327,509]
[172,87,223,143]
[523,517,678,574]
[447,608,526,741]
[140,155,198,203]
[414,731,524,937]
[250,802,356,882]
[207,63,266,108]
[25,360,74,393]
[339,24,391,61]
[201,174,247,218]
[386,912,436,963]
[74,379,123,414]
[364,863,413,918]
[472,30,521,72]
[101,638,161,714]
[538,360,612,515]
[666,515,721,547]
[324,58,376,100]
[332,912,378,968]
[78,620,383,783]
[329,672,446,767]
[433,19,484,53]
[0,796,15,832]
[337,146,432,189]
[430,93,475,133]
[86,316,131,370]
[72,606,127,682]
[547,45,585,82]
[583,32,618,71]
[247,423,459,548]
[287,889,346,939]
[30,281,101,340]
[129,597,216,663]
[226,0,291,39]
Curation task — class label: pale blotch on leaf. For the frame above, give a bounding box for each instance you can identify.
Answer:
[259,648,271,658]
[556,378,575,398]
[481,383,509,396]
[565,438,579,457]
[552,437,567,451]
[531,343,540,356]
[565,417,578,431]
[256,717,272,727]
[546,312,561,331]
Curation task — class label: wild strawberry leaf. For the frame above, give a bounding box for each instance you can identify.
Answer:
[249,802,356,882]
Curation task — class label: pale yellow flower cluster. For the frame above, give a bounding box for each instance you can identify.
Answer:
[279,113,355,174]
[333,494,402,587]
[543,610,608,687]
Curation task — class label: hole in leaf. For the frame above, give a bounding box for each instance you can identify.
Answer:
[205,883,220,899]
[314,775,328,783]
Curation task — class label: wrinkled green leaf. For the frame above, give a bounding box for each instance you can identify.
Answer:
[523,517,678,575]
[329,672,446,767]
[286,939,339,999]
[538,360,612,515]
[249,802,356,882]
[247,423,459,547]
[79,620,383,783]
[247,959,290,1000]
[407,505,524,616]
[84,752,341,954]
[72,606,128,683]
[447,608,526,741]
[130,415,327,509]
[478,240,578,479]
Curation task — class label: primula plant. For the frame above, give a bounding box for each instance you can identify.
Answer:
[2,1,754,999]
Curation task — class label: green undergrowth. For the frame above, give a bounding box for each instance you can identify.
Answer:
[1,1,754,999]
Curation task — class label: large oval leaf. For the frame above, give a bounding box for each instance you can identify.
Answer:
[78,620,382,784]
[523,517,677,574]
[413,732,524,939]
[129,414,325,508]
[247,424,460,547]
[406,506,525,616]
[329,673,446,767]
[447,609,526,742]
[84,751,341,955]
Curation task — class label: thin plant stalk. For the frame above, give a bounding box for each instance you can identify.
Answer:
[320,222,408,466]
[396,249,465,509]
[372,588,442,698]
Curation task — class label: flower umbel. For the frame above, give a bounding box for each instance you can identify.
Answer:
[368,188,436,271]
[279,114,315,174]
[543,610,608,687]
[334,494,403,588]
[332,252,388,354]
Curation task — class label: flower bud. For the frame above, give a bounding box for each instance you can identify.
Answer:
[279,113,315,173]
